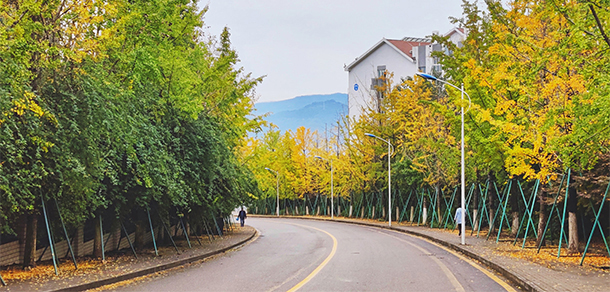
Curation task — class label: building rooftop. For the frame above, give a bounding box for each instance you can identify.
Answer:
[345,28,465,71]
[388,38,431,58]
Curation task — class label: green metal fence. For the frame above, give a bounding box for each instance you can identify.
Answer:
[251,170,610,265]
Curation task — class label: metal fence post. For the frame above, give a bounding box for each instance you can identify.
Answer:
[158,213,179,254]
[99,215,105,261]
[558,169,571,258]
[537,174,567,253]
[400,189,413,222]
[179,217,192,248]
[580,179,610,265]
[121,222,138,259]
[212,216,223,237]
[496,180,513,243]
[146,207,158,256]
[476,182,489,237]
[513,180,537,245]
[54,197,78,269]
[521,180,540,248]
[41,193,58,275]
[444,187,458,230]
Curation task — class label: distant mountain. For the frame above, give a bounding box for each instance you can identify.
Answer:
[254,93,347,133]
[255,93,347,115]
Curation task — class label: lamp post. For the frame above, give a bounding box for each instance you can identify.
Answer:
[416,72,471,245]
[265,167,280,217]
[364,133,393,227]
[315,156,334,219]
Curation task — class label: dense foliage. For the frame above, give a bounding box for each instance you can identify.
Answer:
[0,0,261,234]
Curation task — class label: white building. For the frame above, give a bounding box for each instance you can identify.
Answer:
[345,28,466,119]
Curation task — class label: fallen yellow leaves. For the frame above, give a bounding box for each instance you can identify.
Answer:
[0,229,243,287]
[443,226,609,272]
[399,222,609,272]
[495,242,610,271]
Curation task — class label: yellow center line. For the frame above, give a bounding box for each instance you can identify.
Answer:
[383,228,517,292]
[285,223,338,292]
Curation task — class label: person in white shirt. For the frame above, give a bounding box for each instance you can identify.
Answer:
[454,207,464,236]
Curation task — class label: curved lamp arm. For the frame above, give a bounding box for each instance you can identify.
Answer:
[364,133,394,155]
[416,73,471,113]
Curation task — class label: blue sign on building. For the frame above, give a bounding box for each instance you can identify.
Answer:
[354,83,359,91]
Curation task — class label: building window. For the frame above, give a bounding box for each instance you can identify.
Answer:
[432,56,442,73]
[372,65,387,113]
[371,65,387,90]
[377,65,386,78]
[417,45,427,73]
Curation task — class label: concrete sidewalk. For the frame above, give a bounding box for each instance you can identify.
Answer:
[257,215,609,292]
[0,226,256,291]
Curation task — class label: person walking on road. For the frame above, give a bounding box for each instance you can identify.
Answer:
[454,207,464,236]
[238,207,247,227]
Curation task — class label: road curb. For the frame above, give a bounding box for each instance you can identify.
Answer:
[51,228,258,292]
[252,215,535,292]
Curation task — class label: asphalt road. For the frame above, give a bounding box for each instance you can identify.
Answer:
[115,218,516,291]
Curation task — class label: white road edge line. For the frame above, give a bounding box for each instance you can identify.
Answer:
[372,229,465,292]
[382,228,517,292]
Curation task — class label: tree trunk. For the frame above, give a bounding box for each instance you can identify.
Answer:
[488,172,497,235]
[473,209,479,232]
[396,206,399,222]
[536,197,547,247]
[135,210,146,250]
[567,184,579,254]
[472,183,480,232]
[111,221,121,251]
[488,209,495,235]
[93,215,103,258]
[17,214,27,263]
[510,180,520,236]
[568,213,579,254]
[511,211,520,236]
[422,198,428,225]
[23,213,38,268]
[410,206,414,222]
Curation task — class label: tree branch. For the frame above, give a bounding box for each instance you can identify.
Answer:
[589,4,610,49]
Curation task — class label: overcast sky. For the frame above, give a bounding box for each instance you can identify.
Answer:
[200,1,465,102]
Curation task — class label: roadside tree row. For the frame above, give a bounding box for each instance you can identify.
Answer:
[245,0,610,256]
[0,0,261,266]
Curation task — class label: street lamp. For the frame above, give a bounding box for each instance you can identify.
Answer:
[265,167,280,217]
[416,72,471,245]
[364,133,393,227]
[315,156,334,219]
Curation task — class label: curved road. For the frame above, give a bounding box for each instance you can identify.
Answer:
[116,218,516,291]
